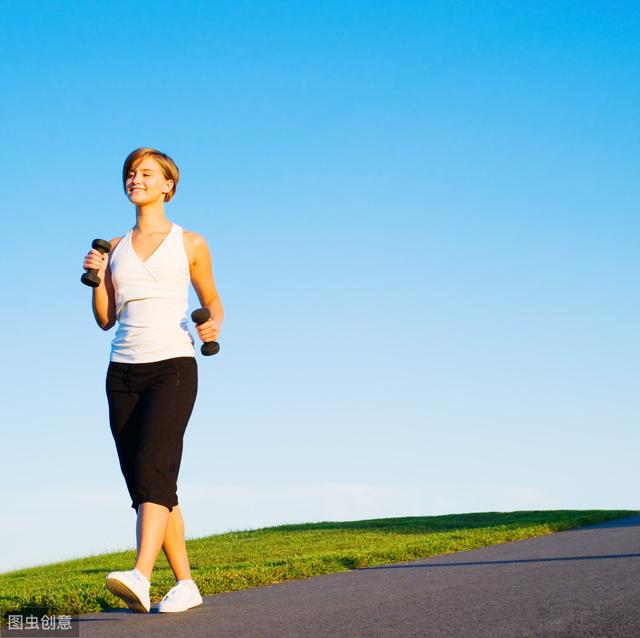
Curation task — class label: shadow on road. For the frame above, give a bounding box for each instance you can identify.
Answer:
[360,552,640,570]
[576,515,640,530]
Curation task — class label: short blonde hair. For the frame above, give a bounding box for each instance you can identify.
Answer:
[122,147,180,202]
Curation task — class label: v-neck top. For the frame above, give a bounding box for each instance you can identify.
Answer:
[107,222,196,363]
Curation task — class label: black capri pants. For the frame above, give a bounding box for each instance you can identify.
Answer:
[105,356,198,513]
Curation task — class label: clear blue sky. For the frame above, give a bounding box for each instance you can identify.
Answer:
[1,1,638,574]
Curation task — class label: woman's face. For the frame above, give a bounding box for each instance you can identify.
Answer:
[125,157,174,204]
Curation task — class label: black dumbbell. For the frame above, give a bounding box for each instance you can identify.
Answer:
[191,307,221,356]
[81,239,112,287]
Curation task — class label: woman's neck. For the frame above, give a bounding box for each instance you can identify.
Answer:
[134,202,171,234]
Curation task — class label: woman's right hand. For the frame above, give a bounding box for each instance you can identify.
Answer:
[83,248,108,281]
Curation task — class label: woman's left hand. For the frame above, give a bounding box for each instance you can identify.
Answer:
[196,318,220,343]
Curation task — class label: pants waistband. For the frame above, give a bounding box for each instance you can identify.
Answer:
[108,356,196,368]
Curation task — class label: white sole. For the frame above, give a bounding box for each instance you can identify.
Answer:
[158,596,203,613]
[106,577,150,613]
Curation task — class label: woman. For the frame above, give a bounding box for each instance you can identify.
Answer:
[82,147,224,614]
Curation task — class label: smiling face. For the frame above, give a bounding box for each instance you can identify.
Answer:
[125,157,175,204]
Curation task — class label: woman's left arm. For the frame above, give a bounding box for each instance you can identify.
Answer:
[188,232,224,343]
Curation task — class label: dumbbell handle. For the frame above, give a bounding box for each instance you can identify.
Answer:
[81,239,112,287]
[191,307,220,356]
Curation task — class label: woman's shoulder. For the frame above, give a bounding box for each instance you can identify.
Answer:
[109,236,124,250]
[181,228,211,268]
[181,228,211,251]
[105,236,124,258]
[181,227,207,242]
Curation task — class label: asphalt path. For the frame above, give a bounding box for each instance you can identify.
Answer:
[73,515,640,638]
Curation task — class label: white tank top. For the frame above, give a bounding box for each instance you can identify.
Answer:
[108,222,196,363]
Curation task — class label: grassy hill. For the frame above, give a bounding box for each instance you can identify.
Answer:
[0,509,634,622]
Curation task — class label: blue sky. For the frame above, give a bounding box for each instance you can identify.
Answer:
[1,1,638,574]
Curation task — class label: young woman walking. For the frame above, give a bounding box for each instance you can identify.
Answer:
[82,147,224,613]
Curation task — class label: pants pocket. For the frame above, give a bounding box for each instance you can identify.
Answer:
[174,358,197,387]
[106,363,130,392]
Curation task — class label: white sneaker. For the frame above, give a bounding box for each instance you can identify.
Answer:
[105,568,151,613]
[157,579,203,613]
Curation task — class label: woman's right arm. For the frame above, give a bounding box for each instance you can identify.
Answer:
[82,237,120,331]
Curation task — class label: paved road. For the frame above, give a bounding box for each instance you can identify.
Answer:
[74,515,640,637]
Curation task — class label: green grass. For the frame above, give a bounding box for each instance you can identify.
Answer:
[0,509,635,623]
